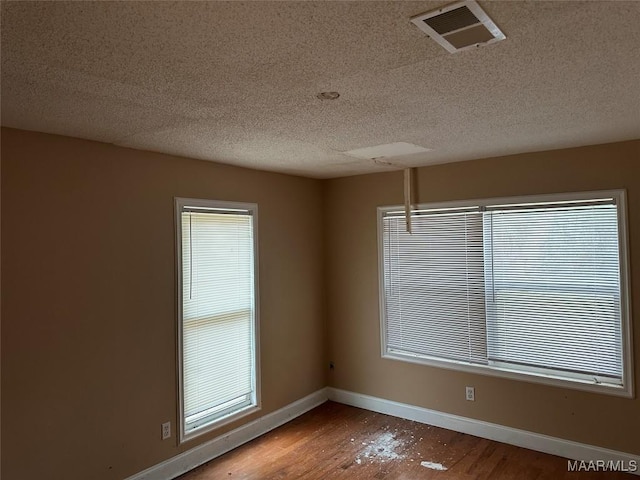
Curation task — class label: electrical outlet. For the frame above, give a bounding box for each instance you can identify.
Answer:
[161,421,171,440]
[465,386,475,401]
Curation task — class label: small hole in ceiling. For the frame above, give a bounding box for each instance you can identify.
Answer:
[316,91,340,100]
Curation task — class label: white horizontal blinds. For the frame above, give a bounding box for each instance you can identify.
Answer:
[181,210,255,427]
[383,209,487,364]
[484,201,623,381]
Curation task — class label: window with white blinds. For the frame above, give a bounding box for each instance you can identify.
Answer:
[378,190,633,396]
[176,198,259,442]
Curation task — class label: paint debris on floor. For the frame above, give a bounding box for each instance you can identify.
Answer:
[420,460,448,471]
[355,431,409,466]
[352,429,451,471]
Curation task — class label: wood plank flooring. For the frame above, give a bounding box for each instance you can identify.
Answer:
[178,401,634,480]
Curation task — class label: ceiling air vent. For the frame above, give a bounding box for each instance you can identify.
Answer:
[411,0,505,53]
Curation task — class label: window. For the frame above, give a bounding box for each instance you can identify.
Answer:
[378,190,633,396]
[176,198,260,442]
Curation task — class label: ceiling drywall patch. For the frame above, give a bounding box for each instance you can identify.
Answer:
[411,0,505,53]
[343,142,432,160]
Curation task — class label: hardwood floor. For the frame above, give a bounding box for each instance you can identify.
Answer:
[178,401,634,479]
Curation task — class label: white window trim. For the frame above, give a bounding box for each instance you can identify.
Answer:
[175,197,261,444]
[377,189,634,398]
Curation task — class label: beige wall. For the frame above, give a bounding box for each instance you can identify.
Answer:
[2,128,639,479]
[324,140,640,455]
[0,128,326,480]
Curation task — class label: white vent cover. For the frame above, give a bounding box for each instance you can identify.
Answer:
[411,0,505,53]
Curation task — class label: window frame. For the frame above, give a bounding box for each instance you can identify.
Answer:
[377,189,634,398]
[175,197,261,444]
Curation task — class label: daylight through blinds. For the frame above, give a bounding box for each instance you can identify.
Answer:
[380,195,625,389]
[181,208,256,431]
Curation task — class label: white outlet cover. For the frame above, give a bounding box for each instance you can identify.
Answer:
[465,386,475,401]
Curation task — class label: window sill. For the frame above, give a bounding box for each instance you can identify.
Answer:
[180,403,261,444]
[382,351,633,399]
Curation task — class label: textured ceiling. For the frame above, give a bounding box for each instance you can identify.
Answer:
[2,1,639,178]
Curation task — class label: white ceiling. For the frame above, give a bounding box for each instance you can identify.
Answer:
[2,1,639,178]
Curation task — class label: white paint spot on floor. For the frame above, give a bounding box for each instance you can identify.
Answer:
[355,458,362,465]
[359,432,405,462]
[421,461,447,471]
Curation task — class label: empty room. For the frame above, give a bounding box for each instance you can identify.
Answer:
[1,1,639,479]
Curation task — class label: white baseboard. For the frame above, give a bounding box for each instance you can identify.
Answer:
[126,386,638,479]
[125,388,329,480]
[328,387,640,475]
